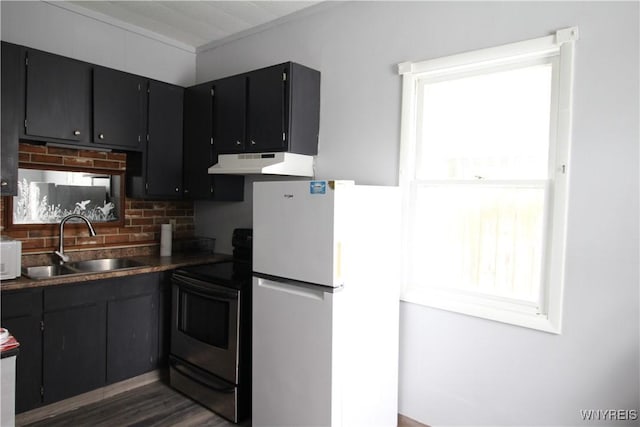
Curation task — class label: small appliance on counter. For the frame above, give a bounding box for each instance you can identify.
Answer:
[169,228,252,423]
[0,236,22,280]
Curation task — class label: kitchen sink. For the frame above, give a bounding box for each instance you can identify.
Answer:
[22,258,147,279]
[22,265,75,279]
[64,258,146,273]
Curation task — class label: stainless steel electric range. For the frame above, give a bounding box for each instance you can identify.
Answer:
[169,228,252,423]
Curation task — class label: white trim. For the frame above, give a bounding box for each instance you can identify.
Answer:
[45,1,197,53]
[398,27,578,334]
[398,27,578,77]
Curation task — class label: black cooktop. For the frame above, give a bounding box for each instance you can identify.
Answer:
[174,260,251,290]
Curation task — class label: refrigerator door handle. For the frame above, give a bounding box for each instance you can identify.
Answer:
[257,277,326,301]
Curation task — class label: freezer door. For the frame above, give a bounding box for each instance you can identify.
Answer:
[252,276,334,426]
[253,180,349,287]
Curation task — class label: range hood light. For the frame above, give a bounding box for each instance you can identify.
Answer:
[208,152,314,177]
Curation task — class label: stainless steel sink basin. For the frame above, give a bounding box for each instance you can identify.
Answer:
[22,258,147,279]
[22,265,75,279]
[65,258,146,273]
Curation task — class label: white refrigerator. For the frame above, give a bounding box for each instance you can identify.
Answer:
[252,180,401,427]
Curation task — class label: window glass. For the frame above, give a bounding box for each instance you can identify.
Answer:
[417,63,553,180]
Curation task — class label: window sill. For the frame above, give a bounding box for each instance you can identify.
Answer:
[402,289,561,334]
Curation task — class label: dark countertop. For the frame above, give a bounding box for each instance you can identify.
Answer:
[0,252,232,291]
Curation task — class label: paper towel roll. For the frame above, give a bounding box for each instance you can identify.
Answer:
[160,223,172,257]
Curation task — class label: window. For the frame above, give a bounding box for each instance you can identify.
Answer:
[398,28,578,333]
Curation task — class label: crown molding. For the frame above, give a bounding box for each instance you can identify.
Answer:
[44,1,197,54]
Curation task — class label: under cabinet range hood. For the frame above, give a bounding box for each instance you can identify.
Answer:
[208,153,314,177]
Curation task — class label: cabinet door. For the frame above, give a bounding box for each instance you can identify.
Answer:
[183,82,215,198]
[43,303,106,403]
[247,65,287,153]
[213,76,246,154]
[43,281,107,404]
[106,293,158,383]
[183,83,245,201]
[1,42,24,196]
[1,289,43,414]
[147,81,184,198]
[25,49,91,143]
[93,67,146,149]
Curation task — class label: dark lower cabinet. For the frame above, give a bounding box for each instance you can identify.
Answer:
[0,288,43,413]
[42,279,108,404]
[43,302,107,403]
[1,272,163,413]
[106,274,159,383]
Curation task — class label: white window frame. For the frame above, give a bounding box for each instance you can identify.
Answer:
[398,28,578,334]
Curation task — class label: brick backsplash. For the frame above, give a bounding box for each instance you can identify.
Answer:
[0,142,195,253]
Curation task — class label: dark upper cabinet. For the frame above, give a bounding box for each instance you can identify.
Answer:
[16,45,146,153]
[147,80,183,197]
[1,288,43,413]
[128,80,184,199]
[213,62,320,156]
[25,49,92,144]
[93,67,146,150]
[246,64,286,152]
[1,42,24,196]
[212,76,246,154]
[183,82,244,201]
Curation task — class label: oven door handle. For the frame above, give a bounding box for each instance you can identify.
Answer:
[172,275,238,300]
[170,358,236,394]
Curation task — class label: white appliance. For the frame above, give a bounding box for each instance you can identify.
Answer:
[0,236,22,280]
[252,180,401,427]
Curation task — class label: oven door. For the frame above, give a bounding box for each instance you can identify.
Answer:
[171,274,240,384]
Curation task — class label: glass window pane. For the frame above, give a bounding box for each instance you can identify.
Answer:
[410,184,546,302]
[417,64,553,180]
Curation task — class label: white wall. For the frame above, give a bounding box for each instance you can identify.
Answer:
[195,2,640,425]
[1,1,195,86]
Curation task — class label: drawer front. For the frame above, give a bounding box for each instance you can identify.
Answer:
[1,288,42,319]
[44,280,109,311]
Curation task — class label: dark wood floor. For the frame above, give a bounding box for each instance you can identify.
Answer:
[21,380,427,427]
[22,381,250,427]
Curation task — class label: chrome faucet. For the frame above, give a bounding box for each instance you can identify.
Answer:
[54,214,97,264]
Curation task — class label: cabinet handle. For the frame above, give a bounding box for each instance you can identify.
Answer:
[236,140,241,146]
[1,181,8,187]
[98,133,105,140]
[175,187,180,192]
[73,130,81,136]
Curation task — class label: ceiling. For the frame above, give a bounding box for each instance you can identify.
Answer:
[60,1,322,52]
